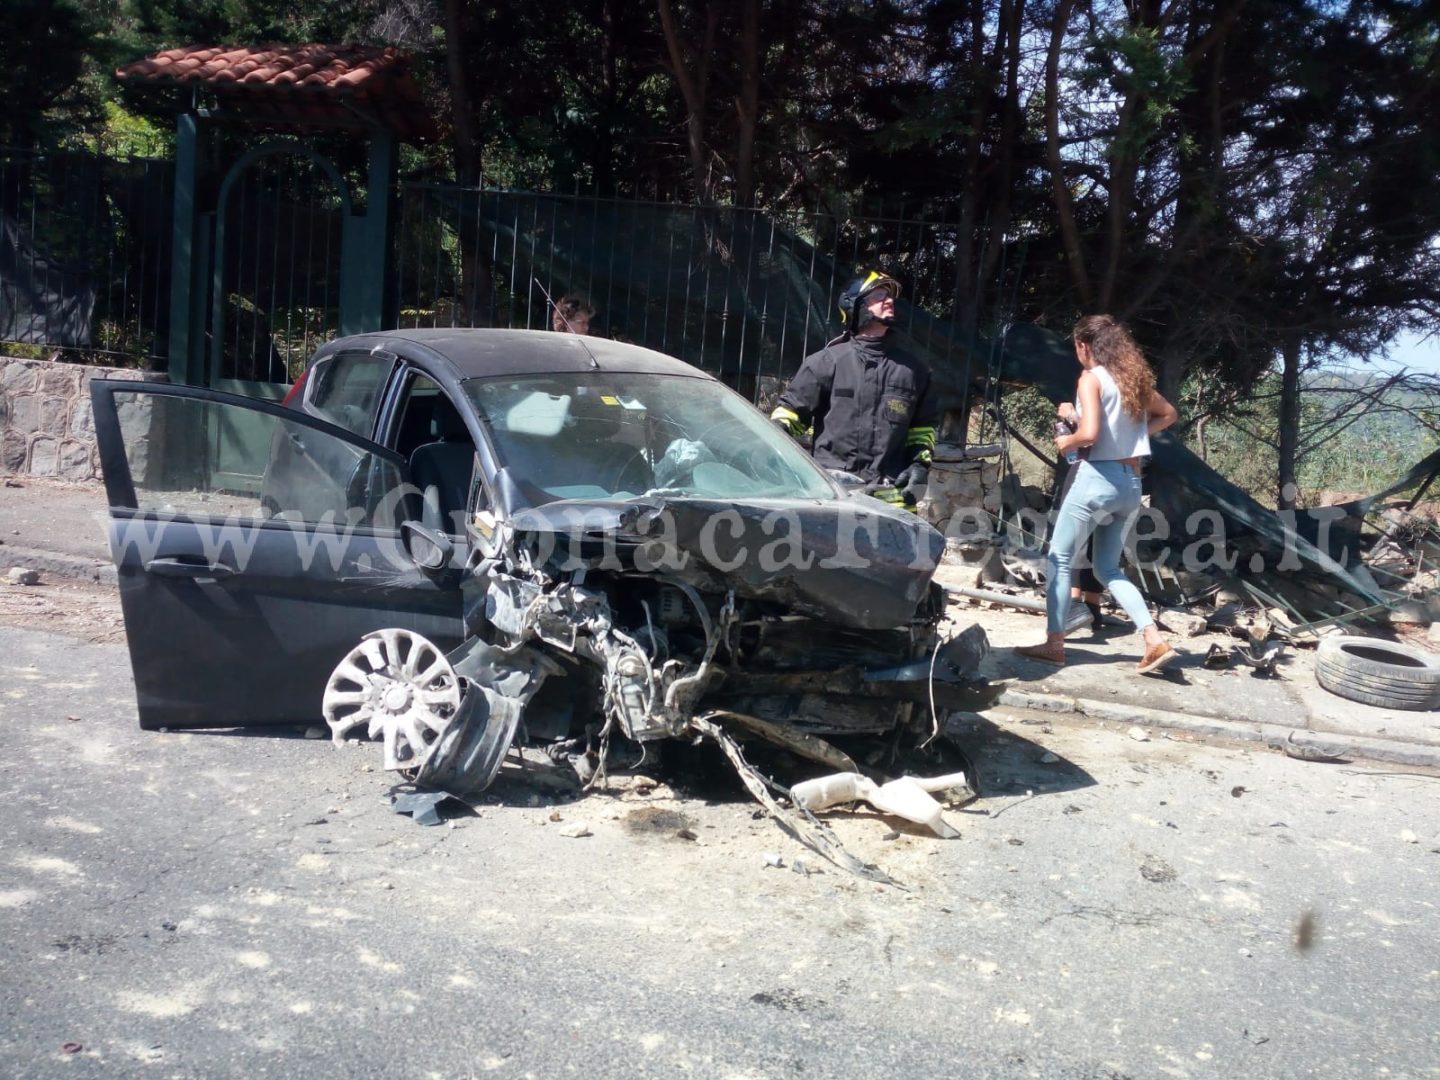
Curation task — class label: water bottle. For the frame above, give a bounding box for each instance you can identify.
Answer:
[1055,417,1079,465]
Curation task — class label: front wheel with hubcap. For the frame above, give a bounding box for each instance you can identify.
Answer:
[323,629,462,770]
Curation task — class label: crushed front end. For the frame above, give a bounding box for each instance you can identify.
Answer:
[324,495,994,856]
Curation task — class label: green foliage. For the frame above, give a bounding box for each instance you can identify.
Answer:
[0,0,113,146]
[129,0,379,47]
[1083,23,1192,155]
[1181,368,1440,505]
[1000,386,1063,449]
[94,101,170,158]
[0,341,50,361]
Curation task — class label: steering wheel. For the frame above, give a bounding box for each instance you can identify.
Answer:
[608,447,655,495]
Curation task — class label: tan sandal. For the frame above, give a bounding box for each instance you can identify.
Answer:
[1015,642,1065,665]
[1137,641,1176,674]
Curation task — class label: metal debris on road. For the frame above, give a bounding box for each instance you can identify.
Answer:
[390,789,467,826]
[1233,640,1285,677]
[1282,733,1351,764]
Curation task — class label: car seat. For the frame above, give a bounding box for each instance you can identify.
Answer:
[408,397,476,535]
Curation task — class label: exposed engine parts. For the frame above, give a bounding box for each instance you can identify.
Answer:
[324,502,997,878]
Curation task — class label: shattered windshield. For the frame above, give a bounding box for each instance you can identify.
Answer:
[465,372,836,506]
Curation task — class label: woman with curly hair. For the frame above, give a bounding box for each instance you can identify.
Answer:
[1016,314,1180,673]
[551,293,596,335]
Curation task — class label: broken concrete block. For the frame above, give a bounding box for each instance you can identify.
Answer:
[1157,607,1209,637]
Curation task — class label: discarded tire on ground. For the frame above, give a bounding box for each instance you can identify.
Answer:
[1314,635,1440,711]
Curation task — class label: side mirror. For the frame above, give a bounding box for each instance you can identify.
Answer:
[401,521,454,572]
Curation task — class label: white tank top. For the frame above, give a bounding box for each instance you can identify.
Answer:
[1077,364,1150,460]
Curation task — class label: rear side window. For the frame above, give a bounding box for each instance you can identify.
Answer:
[307,352,394,437]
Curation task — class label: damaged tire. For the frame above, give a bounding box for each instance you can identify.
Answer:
[1314,635,1440,712]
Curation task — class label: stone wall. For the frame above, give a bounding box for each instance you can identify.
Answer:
[0,356,167,482]
[916,449,1003,534]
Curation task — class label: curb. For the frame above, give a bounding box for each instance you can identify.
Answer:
[997,687,1440,770]
[0,544,116,587]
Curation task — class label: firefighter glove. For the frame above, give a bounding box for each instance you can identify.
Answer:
[898,462,930,506]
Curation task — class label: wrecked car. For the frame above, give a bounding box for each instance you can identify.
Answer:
[91,329,993,813]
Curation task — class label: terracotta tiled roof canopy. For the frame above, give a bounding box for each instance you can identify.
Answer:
[116,44,438,143]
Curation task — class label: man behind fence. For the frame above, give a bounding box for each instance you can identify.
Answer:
[770,270,936,508]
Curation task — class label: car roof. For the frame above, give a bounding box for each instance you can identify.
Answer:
[325,328,717,382]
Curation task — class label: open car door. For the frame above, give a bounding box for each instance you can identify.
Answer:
[91,380,467,730]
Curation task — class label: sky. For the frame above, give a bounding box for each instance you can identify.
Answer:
[1363,327,1440,375]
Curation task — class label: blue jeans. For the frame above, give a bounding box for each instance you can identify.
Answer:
[1045,459,1153,635]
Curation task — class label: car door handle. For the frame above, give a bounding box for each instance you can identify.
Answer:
[144,557,236,580]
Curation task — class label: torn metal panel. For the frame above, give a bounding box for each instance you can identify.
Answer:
[1145,433,1387,610]
[863,622,990,685]
[706,710,859,773]
[391,789,466,826]
[691,715,902,886]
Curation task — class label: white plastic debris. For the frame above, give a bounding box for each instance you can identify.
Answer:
[558,822,592,838]
[1128,726,1150,742]
[788,771,970,839]
[763,852,785,868]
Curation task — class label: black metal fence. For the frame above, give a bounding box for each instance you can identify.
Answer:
[0,145,998,400]
[0,146,173,365]
[213,150,347,385]
[389,183,996,399]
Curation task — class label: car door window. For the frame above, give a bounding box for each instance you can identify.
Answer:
[306,351,394,437]
[103,386,406,529]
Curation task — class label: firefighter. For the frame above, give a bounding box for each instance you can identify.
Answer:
[770,270,935,507]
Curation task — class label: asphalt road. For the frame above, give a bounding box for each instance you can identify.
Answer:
[1,626,1438,1078]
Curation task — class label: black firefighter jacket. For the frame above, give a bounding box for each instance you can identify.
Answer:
[774,334,936,482]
